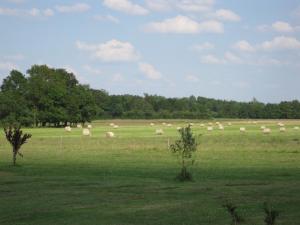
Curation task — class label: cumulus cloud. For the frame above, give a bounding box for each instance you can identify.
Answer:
[258,21,297,33]
[192,42,215,51]
[0,61,19,71]
[200,54,225,64]
[224,52,243,64]
[0,7,54,17]
[144,15,223,34]
[260,36,300,51]
[233,40,255,52]
[103,0,148,15]
[175,0,215,12]
[145,0,171,11]
[76,39,140,62]
[55,3,90,13]
[139,62,162,80]
[214,9,240,22]
[272,21,294,32]
[93,14,119,23]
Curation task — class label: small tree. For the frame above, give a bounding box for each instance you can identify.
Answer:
[223,203,244,225]
[263,202,279,225]
[4,126,32,166]
[170,125,197,181]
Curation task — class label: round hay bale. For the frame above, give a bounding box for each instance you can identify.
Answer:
[156,129,164,135]
[82,128,91,136]
[65,126,71,132]
[106,132,115,138]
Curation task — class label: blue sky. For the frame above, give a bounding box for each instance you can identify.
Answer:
[1,0,300,103]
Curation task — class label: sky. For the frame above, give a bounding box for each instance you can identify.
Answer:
[0,0,300,103]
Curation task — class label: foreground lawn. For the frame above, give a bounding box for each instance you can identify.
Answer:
[0,120,300,225]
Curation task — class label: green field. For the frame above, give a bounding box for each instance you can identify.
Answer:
[0,120,300,225]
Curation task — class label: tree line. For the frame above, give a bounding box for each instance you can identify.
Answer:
[1,65,300,126]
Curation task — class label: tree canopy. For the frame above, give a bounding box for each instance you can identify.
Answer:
[1,65,300,126]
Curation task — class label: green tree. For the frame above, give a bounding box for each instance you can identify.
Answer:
[170,125,198,181]
[4,126,32,166]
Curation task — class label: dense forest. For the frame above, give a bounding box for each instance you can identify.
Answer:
[1,65,300,126]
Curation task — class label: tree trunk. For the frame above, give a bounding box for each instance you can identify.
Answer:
[13,151,17,166]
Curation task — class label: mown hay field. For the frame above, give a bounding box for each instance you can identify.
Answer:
[0,119,300,225]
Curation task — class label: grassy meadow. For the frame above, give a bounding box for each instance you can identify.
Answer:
[0,119,300,225]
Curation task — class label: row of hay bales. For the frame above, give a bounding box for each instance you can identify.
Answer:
[63,121,299,138]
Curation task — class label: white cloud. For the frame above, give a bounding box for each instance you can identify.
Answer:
[260,36,300,51]
[83,65,102,75]
[192,42,215,51]
[28,8,40,16]
[55,3,90,13]
[145,0,215,13]
[224,52,243,64]
[0,61,19,71]
[200,54,225,64]
[145,0,171,11]
[43,8,54,17]
[93,14,119,23]
[76,39,140,62]
[233,40,255,52]
[145,15,223,34]
[0,7,54,17]
[185,74,199,82]
[175,0,215,12]
[214,9,240,22]
[139,62,162,80]
[258,21,297,33]
[0,7,19,16]
[272,21,294,32]
[63,65,78,75]
[103,0,148,15]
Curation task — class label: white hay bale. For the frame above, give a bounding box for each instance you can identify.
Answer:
[208,122,213,126]
[240,127,246,132]
[218,125,224,130]
[261,125,266,130]
[189,123,194,126]
[200,123,205,127]
[253,121,258,124]
[167,123,172,127]
[227,122,232,126]
[109,123,115,126]
[177,127,182,130]
[76,124,82,128]
[278,122,284,127]
[150,123,155,126]
[106,131,115,138]
[207,126,213,131]
[65,126,71,132]
[279,127,286,132]
[87,124,92,129]
[156,129,164,135]
[294,126,299,130]
[215,121,220,125]
[82,128,91,136]
[113,125,119,129]
[162,122,166,125]
[262,128,271,134]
